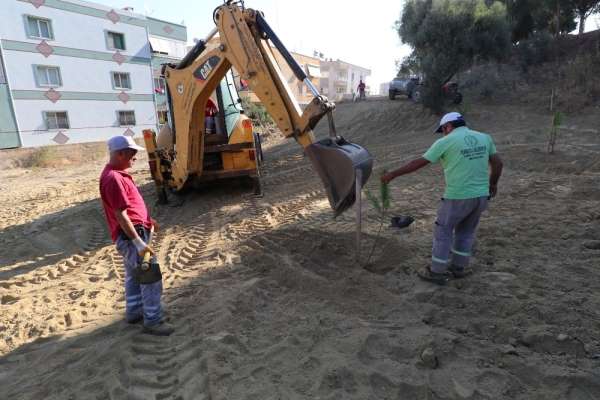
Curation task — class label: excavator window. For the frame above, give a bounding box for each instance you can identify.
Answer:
[218,70,242,137]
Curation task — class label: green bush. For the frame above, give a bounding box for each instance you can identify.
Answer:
[240,96,273,126]
[21,147,57,168]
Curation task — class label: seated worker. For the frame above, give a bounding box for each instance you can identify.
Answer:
[205,97,218,134]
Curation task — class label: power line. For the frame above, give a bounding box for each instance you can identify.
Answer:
[0,123,161,135]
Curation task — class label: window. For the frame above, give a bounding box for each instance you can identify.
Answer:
[35,65,61,87]
[149,37,170,55]
[112,72,131,90]
[118,110,136,126]
[154,77,166,94]
[107,31,125,50]
[26,16,53,40]
[44,111,69,130]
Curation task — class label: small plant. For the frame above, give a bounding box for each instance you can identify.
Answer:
[548,111,562,154]
[365,176,391,215]
[363,171,392,266]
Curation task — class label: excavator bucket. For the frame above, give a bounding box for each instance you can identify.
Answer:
[305,136,373,217]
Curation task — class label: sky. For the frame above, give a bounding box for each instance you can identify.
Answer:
[94,0,411,94]
[96,0,600,94]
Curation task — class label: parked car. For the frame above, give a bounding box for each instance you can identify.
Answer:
[388,77,421,101]
[389,77,463,105]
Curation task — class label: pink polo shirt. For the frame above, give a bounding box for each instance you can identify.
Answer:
[99,164,151,242]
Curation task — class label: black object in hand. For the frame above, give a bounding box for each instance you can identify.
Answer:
[134,260,162,284]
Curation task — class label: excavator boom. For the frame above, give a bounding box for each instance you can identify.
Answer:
[144,1,372,216]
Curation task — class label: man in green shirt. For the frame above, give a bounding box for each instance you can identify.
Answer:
[382,112,503,285]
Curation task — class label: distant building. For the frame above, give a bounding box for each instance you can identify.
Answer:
[229,49,370,105]
[319,59,371,101]
[0,0,186,149]
[218,41,321,106]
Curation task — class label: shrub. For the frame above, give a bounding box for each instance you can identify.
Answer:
[240,96,273,127]
[20,147,57,168]
[516,31,554,71]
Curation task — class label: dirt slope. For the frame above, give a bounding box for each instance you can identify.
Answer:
[1,98,600,399]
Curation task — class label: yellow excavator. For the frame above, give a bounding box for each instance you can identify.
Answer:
[143,0,372,216]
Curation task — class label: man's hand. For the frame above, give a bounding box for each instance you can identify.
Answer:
[133,237,154,257]
[489,184,498,199]
[381,173,394,184]
[139,246,155,257]
[151,218,160,232]
[381,158,430,185]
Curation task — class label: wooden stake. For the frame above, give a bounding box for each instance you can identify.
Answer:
[355,168,363,263]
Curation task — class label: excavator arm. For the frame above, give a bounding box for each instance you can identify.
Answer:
[148,1,372,216]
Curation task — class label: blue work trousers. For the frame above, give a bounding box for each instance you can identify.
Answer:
[115,226,162,326]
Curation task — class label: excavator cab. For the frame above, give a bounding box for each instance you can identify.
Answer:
[143,2,372,216]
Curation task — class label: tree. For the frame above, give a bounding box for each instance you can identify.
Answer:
[502,0,578,42]
[572,0,600,34]
[398,0,512,111]
[396,53,421,77]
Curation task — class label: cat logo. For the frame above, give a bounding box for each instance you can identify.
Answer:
[177,83,184,95]
[193,56,220,82]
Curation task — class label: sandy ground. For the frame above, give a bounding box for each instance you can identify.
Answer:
[1,98,600,399]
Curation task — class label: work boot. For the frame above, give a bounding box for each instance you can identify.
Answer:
[448,264,472,279]
[126,315,143,324]
[417,267,450,285]
[143,321,174,336]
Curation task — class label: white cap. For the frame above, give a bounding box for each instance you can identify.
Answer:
[107,135,145,153]
[435,112,465,133]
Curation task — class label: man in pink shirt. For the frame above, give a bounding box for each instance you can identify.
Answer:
[99,135,173,336]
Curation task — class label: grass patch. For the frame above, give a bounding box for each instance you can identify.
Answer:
[20,147,58,168]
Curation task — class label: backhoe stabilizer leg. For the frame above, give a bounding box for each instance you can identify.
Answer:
[143,129,169,205]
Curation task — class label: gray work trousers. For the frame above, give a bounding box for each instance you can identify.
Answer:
[431,196,488,273]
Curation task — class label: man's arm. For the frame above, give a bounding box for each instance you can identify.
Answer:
[115,209,153,255]
[489,153,503,198]
[381,157,430,184]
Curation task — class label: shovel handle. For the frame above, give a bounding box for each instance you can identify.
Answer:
[142,251,152,263]
[142,224,155,265]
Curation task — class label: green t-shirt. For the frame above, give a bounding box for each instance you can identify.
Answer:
[423,126,497,199]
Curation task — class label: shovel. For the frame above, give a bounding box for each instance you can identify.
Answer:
[135,226,162,285]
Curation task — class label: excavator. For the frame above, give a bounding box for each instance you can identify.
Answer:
[143,0,372,216]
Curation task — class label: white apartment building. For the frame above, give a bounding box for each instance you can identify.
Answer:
[319,59,371,101]
[0,0,186,149]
